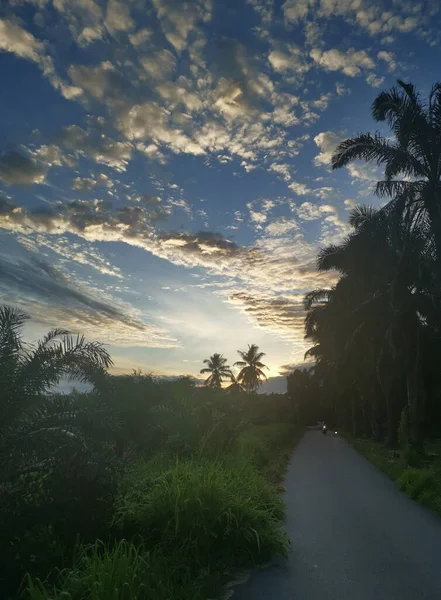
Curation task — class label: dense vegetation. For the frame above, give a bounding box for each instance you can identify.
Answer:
[288,80,441,511]
[0,307,298,599]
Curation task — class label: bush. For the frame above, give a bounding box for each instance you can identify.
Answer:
[396,467,441,506]
[114,456,288,575]
[23,540,205,600]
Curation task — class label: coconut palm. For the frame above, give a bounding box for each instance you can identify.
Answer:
[200,353,233,388]
[234,344,268,393]
[331,79,441,272]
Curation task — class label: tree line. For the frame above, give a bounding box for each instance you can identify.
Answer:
[289,80,441,449]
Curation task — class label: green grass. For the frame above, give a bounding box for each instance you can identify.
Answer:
[22,540,205,600]
[235,423,302,483]
[23,424,302,600]
[349,437,441,517]
[115,455,289,568]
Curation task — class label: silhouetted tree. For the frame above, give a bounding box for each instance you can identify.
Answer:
[200,353,233,388]
[234,344,268,393]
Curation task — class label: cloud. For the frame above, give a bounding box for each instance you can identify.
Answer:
[59,124,132,171]
[0,18,82,99]
[366,72,384,87]
[310,47,375,77]
[129,28,153,46]
[0,253,177,347]
[313,131,342,167]
[105,0,134,34]
[268,44,310,74]
[296,201,337,221]
[0,151,46,185]
[288,181,312,195]
[71,174,113,192]
[117,102,205,156]
[227,290,307,341]
[140,49,177,81]
[377,50,397,71]
[282,0,315,23]
[151,0,212,52]
[68,61,124,101]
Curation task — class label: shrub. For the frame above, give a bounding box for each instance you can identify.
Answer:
[114,456,288,574]
[397,467,440,502]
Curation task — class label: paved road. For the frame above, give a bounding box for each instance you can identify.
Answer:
[233,431,441,600]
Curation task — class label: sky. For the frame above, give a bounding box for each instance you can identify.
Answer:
[1,0,440,391]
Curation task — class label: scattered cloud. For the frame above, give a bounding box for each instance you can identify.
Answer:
[0,253,177,347]
[310,47,375,77]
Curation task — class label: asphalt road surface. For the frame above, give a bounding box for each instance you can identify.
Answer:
[232,430,441,600]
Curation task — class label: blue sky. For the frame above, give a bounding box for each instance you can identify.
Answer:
[1,0,440,390]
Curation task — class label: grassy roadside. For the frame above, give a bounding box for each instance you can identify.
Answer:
[347,436,441,517]
[22,424,303,600]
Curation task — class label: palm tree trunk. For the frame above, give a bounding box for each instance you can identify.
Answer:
[428,200,441,278]
[405,330,424,448]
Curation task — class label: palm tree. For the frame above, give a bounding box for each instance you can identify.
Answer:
[331,79,441,272]
[304,205,438,446]
[200,353,233,388]
[0,305,113,476]
[234,344,268,393]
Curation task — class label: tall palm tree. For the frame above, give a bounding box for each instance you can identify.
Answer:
[332,79,441,272]
[200,353,232,388]
[304,205,437,446]
[234,344,268,393]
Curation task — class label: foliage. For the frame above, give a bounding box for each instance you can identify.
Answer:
[234,344,268,393]
[0,306,298,599]
[235,423,301,482]
[200,353,233,388]
[114,455,289,571]
[349,437,441,517]
[22,541,205,600]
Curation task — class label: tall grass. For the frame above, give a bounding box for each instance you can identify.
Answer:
[235,423,301,482]
[115,455,289,572]
[22,540,205,600]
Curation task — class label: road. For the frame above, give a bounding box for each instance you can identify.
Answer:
[232,430,441,600]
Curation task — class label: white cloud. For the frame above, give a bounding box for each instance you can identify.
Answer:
[282,0,315,22]
[366,72,384,87]
[59,124,132,171]
[288,181,312,195]
[310,47,375,77]
[140,49,177,81]
[297,201,337,221]
[117,102,205,156]
[0,18,82,100]
[151,0,212,52]
[268,44,310,73]
[313,131,342,167]
[377,50,397,71]
[129,28,153,46]
[105,0,134,33]
[68,61,121,100]
[344,198,356,210]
